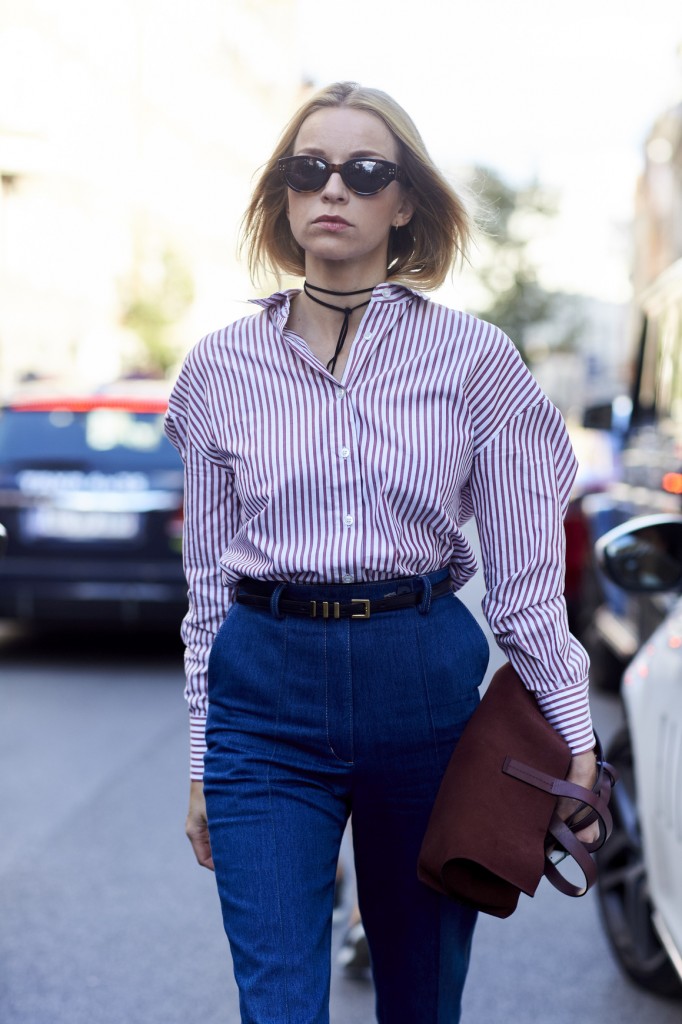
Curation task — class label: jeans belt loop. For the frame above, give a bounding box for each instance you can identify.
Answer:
[269,582,287,620]
[417,573,433,615]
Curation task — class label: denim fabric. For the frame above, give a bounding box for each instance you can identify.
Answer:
[204,571,489,1024]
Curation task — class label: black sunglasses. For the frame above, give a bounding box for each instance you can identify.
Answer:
[278,156,407,195]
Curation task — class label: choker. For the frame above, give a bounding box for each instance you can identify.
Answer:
[303,281,375,376]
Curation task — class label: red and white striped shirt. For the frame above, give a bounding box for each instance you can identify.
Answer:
[165,283,593,780]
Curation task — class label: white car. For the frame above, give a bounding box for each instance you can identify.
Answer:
[595,513,682,997]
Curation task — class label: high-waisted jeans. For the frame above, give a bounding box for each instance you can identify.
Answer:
[204,570,490,1024]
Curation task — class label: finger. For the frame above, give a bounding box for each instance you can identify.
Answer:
[573,821,600,845]
[187,827,215,871]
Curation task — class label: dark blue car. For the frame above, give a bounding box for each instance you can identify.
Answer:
[0,391,187,626]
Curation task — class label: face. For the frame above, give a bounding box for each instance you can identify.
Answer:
[285,106,414,281]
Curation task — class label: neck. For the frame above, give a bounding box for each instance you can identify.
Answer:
[304,281,375,299]
[302,280,374,319]
[298,279,376,378]
[302,256,387,297]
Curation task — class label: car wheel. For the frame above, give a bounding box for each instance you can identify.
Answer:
[596,727,682,997]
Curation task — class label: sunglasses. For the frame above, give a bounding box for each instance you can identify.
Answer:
[278,156,407,195]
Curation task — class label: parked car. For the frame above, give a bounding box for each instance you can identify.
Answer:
[0,390,187,627]
[595,512,682,997]
[567,260,682,690]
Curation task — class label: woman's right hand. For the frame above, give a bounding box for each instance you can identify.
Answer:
[186,780,215,871]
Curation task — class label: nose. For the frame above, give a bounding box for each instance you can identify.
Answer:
[321,169,348,201]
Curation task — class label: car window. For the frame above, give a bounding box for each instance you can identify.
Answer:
[0,409,181,470]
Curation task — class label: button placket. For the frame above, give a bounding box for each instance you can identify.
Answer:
[333,383,362,582]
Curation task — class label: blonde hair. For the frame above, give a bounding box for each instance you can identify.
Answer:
[241,82,470,291]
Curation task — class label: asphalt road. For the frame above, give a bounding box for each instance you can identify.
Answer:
[1,568,681,1022]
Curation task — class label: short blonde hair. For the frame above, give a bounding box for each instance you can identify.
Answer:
[241,82,470,291]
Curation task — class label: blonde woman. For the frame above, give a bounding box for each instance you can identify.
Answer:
[165,81,598,1023]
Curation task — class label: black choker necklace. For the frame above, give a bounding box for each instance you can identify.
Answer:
[303,281,375,376]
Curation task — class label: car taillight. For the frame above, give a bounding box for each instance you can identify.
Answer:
[662,472,682,495]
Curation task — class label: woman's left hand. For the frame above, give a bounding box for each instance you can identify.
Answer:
[556,749,600,845]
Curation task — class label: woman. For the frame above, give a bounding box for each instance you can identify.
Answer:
[165,81,598,1024]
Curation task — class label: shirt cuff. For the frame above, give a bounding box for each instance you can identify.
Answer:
[189,712,207,781]
[535,679,595,755]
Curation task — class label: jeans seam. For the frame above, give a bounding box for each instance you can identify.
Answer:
[414,613,441,764]
[265,616,291,1022]
[346,620,354,763]
[324,623,354,765]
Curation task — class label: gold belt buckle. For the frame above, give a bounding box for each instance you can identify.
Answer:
[310,601,341,619]
[351,598,371,619]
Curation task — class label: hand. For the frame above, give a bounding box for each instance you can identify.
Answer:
[186,780,215,870]
[556,749,600,846]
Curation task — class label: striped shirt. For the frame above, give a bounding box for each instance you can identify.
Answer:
[165,283,593,780]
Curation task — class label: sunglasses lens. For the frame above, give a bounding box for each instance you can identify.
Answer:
[280,157,401,194]
[283,157,327,192]
[344,160,392,194]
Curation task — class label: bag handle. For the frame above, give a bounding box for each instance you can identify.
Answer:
[502,738,618,898]
[543,815,598,896]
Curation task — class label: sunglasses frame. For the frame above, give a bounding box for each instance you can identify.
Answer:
[278,156,406,196]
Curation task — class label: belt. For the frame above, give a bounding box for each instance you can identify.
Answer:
[235,576,452,620]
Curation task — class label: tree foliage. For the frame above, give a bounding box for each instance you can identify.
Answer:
[469,166,578,362]
[120,247,194,375]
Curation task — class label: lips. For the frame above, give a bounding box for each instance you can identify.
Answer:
[313,215,351,226]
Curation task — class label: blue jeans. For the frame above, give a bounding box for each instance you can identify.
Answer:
[204,571,489,1024]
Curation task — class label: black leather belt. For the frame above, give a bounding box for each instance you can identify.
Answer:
[235,577,452,620]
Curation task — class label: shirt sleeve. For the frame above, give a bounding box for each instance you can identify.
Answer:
[165,348,240,780]
[465,330,594,755]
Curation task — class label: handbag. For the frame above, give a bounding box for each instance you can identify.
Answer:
[417,662,616,919]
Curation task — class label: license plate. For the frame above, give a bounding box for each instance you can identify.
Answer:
[22,507,141,541]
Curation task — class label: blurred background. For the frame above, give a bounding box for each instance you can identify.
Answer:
[0,0,679,397]
[2,2,682,1022]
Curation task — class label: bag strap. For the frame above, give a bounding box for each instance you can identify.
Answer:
[502,745,618,898]
[543,815,598,896]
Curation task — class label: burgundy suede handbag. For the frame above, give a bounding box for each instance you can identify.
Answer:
[417,663,616,919]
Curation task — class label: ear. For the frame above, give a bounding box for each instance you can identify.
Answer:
[394,191,415,228]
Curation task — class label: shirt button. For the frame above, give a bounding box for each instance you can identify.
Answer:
[337,387,345,399]
[344,514,354,527]
[342,573,354,584]
[340,447,350,458]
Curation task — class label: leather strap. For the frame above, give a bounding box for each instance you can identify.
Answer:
[235,576,452,619]
[503,757,614,838]
[544,815,598,896]
[502,742,618,898]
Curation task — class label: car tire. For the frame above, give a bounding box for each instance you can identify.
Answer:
[596,727,682,998]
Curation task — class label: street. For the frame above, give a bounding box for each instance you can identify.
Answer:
[1,571,681,1023]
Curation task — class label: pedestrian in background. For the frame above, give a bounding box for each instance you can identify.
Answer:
[165,80,598,1024]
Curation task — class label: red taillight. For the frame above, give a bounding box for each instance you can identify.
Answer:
[662,472,682,495]
[9,396,169,414]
